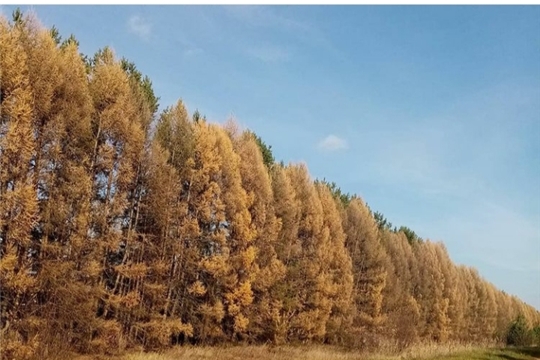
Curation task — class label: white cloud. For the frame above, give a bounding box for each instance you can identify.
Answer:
[317,135,348,152]
[128,15,151,41]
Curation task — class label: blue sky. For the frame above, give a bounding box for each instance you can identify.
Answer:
[2,5,539,309]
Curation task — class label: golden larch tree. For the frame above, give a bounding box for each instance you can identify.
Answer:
[0,15,40,359]
[343,198,388,340]
[283,163,330,341]
[231,130,286,342]
[86,47,146,353]
[380,230,420,348]
[268,162,301,343]
[315,183,354,344]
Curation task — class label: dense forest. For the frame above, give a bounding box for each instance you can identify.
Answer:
[1,11,539,360]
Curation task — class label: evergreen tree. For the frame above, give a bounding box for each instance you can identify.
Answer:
[245,130,275,168]
[507,314,533,346]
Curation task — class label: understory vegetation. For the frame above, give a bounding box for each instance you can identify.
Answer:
[1,10,539,360]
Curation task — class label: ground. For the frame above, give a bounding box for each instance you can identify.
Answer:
[71,345,540,360]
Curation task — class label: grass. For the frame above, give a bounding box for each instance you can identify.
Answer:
[424,347,540,360]
[72,345,540,360]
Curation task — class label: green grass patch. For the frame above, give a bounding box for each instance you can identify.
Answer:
[414,347,540,360]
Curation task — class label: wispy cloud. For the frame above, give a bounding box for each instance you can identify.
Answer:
[318,135,348,152]
[222,6,340,57]
[248,45,289,63]
[127,15,151,41]
[223,6,311,33]
[184,47,203,57]
[370,82,538,200]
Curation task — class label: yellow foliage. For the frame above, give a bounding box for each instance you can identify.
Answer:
[200,301,226,322]
[241,246,257,269]
[200,255,228,277]
[121,291,141,309]
[91,320,125,355]
[168,319,194,338]
[234,313,250,334]
[235,281,254,307]
[83,260,102,279]
[116,262,148,279]
[188,281,207,297]
[0,251,17,273]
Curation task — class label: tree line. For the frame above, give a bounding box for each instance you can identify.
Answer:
[1,12,539,359]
